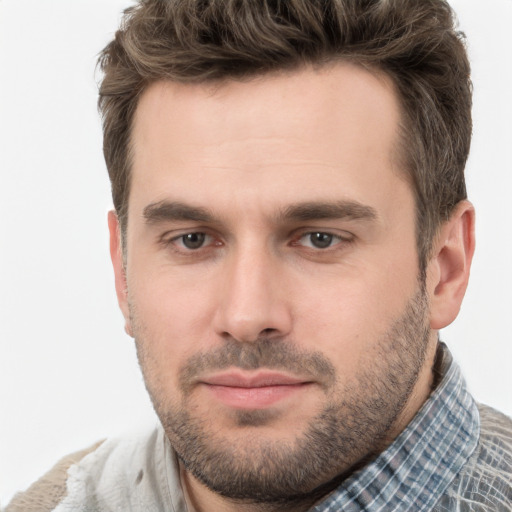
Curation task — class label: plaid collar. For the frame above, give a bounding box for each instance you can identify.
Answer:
[312,344,480,512]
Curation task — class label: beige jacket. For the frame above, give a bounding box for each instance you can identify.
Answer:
[5,426,187,512]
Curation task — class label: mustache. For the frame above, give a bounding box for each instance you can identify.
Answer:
[179,338,336,391]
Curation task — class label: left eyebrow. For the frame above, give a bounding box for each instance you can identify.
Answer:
[277,200,378,223]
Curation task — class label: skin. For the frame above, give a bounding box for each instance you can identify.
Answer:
[109,63,475,512]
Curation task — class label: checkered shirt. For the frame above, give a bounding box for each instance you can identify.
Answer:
[312,344,512,511]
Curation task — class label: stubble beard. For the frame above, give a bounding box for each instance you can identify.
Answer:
[132,286,431,507]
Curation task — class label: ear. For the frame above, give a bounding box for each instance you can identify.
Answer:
[427,200,475,330]
[108,210,133,337]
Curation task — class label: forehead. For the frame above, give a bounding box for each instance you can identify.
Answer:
[129,63,406,218]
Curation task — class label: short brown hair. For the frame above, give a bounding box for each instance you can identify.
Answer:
[98,0,471,268]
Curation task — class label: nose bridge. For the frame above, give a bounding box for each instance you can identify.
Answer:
[214,238,291,342]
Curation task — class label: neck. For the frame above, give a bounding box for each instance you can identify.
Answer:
[382,334,439,446]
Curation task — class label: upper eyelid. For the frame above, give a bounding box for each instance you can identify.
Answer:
[300,229,351,236]
[294,232,350,246]
[160,228,351,238]
[157,227,355,246]
[158,227,215,242]
[293,227,354,240]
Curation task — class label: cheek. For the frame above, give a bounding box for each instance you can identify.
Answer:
[127,268,219,391]
[129,256,215,328]
[292,258,419,370]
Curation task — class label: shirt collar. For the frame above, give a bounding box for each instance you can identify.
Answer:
[312,343,480,512]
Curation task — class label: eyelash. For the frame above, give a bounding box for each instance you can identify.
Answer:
[292,231,352,250]
[166,232,219,251]
[163,230,353,253]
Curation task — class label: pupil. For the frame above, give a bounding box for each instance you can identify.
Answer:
[183,233,205,249]
[311,233,332,249]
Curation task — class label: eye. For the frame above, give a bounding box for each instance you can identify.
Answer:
[296,232,346,249]
[174,232,211,250]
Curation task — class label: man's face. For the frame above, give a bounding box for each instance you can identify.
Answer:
[115,64,438,502]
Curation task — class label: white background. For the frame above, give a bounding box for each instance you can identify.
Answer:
[0,0,511,507]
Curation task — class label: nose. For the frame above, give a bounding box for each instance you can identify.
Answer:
[212,245,293,343]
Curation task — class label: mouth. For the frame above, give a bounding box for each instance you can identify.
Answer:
[199,370,314,409]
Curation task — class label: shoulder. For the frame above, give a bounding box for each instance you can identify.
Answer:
[472,403,512,482]
[4,441,104,512]
[4,425,177,512]
[435,403,512,511]
[478,403,512,449]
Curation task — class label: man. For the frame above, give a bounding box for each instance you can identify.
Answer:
[6,0,512,511]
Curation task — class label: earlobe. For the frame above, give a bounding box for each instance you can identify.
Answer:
[428,200,475,330]
[107,210,133,337]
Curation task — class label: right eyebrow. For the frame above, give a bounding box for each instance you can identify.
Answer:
[143,201,215,224]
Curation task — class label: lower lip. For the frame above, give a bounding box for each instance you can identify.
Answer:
[204,383,310,409]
